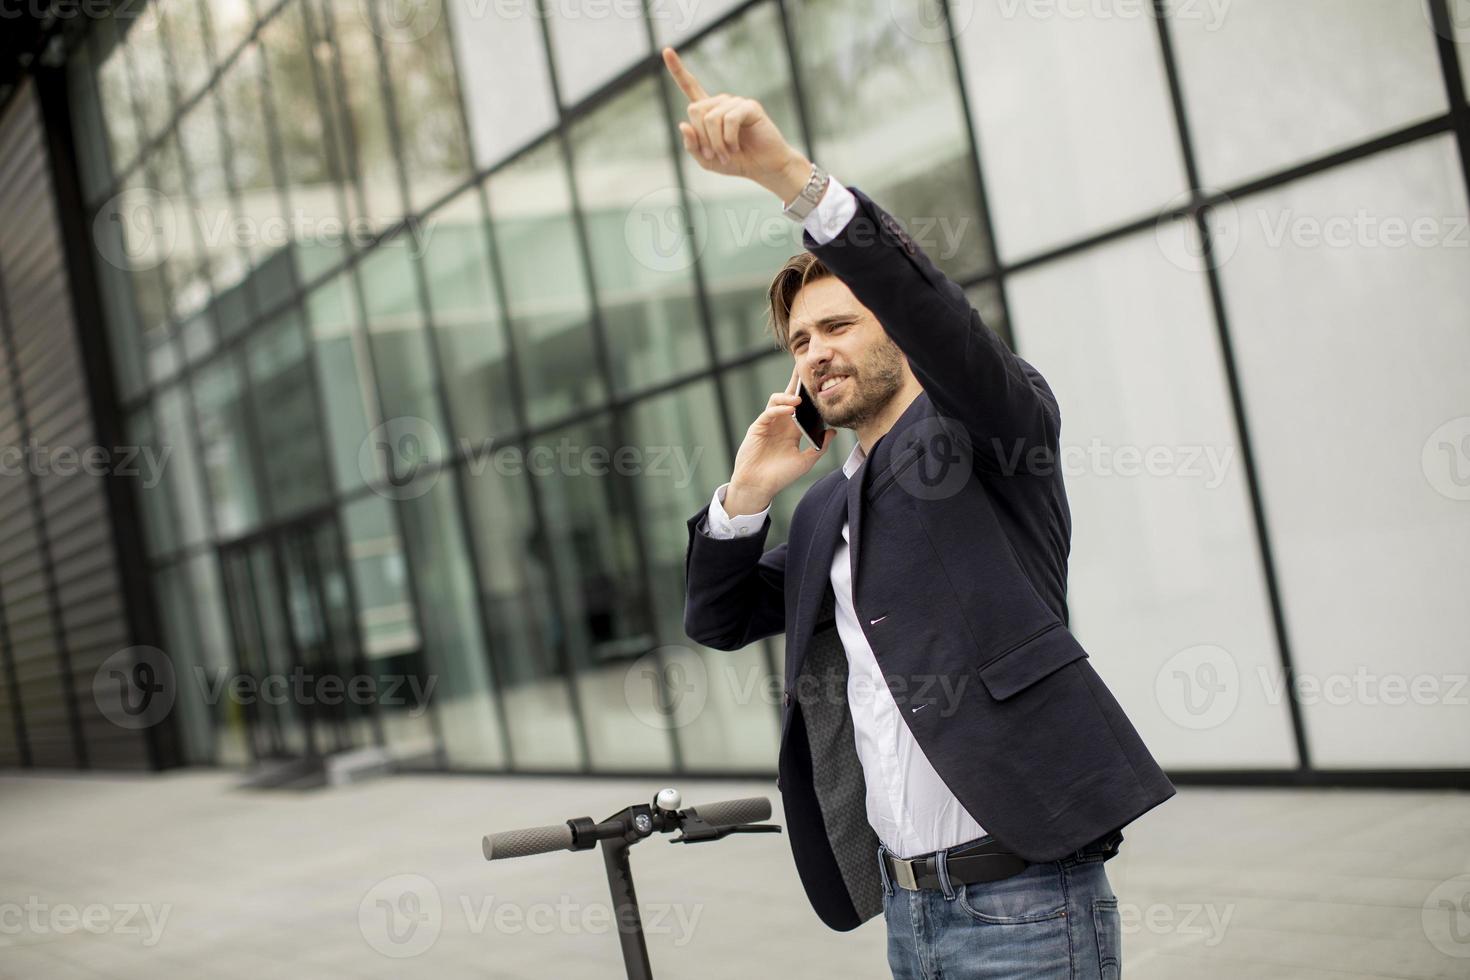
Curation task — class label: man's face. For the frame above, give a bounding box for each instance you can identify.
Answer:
[787,276,907,430]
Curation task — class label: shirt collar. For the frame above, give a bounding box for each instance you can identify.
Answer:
[842,439,867,480]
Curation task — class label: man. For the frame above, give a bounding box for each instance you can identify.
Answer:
[667,46,1175,979]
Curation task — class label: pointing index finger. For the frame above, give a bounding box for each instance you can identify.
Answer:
[785,364,801,397]
[662,47,709,103]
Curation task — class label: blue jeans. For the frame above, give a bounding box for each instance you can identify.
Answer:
[878,834,1123,979]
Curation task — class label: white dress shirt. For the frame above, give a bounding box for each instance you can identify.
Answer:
[700,175,987,859]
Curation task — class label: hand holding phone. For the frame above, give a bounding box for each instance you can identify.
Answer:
[724,366,833,517]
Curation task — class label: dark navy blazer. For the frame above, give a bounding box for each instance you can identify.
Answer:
[683,185,1175,930]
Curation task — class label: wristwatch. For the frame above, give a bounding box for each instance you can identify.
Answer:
[781,162,830,223]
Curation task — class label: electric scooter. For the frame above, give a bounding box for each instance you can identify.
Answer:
[481,788,782,980]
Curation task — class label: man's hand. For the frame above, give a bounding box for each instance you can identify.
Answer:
[726,365,834,517]
[662,46,813,205]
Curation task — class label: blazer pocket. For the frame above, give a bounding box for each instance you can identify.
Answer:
[867,442,927,501]
[975,622,1087,701]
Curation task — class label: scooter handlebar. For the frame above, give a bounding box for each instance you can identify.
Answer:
[482,822,576,861]
[688,796,771,827]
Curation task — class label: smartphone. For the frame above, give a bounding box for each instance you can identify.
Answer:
[794,382,828,451]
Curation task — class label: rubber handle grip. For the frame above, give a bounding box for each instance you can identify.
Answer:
[690,797,771,827]
[482,822,575,861]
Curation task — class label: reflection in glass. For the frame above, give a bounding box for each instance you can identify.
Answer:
[418,188,518,446]
[376,4,471,212]
[246,306,334,517]
[447,0,556,169]
[625,381,779,769]
[543,0,649,106]
[531,418,671,770]
[192,353,264,537]
[154,384,211,549]
[788,0,992,282]
[397,475,507,768]
[571,77,709,394]
[487,138,607,426]
[306,272,381,492]
[463,451,584,770]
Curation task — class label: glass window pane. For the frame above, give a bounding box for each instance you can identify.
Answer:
[544,0,649,106]
[193,353,264,537]
[96,17,142,173]
[956,1,1188,260]
[1009,226,1293,769]
[218,43,294,310]
[342,495,434,761]
[316,0,405,231]
[209,0,257,65]
[306,271,381,491]
[125,8,173,142]
[1219,135,1470,768]
[375,3,471,212]
[396,474,506,768]
[246,306,334,516]
[178,91,255,324]
[531,418,671,770]
[571,77,709,394]
[418,188,518,445]
[187,551,251,765]
[447,0,556,168]
[651,0,747,45]
[154,384,211,548]
[788,0,993,282]
[260,0,350,283]
[1168,0,1447,186]
[154,561,219,763]
[127,405,176,556]
[487,137,607,426]
[92,200,148,401]
[662,3,807,360]
[156,0,214,104]
[151,135,213,325]
[357,242,448,472]
[463,454,584,770]
[624,381,781,770]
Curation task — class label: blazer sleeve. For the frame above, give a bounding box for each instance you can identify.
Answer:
[803,185,1060,473]
[683,505,787,651]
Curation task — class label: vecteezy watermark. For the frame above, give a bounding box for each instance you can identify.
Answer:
[359,417,708,501]
[193,667,437,717]
[890,0,973,44]
[1118,900,1235,947]
[362,0,704,43]
[1258,209,1470,251]
[0,898,172,947]
[1156,188,1241,272]
[94,647,177,731]
[995,0,1231,31]
[624,648,975,730]
[0,440,171,488]
[1422,416,1470,501]
[357,874,704,958]
[0,0,158,26]
[1423,874,1470,959]
[1156,645,1470,730]
[623,185,973,273]
[92,187,435,272]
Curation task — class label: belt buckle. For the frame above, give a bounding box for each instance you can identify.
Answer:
[889,854,919,891]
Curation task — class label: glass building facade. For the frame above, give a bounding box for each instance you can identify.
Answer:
[22,0,1470,777]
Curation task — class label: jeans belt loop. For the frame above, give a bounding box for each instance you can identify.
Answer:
[935,848,956,901]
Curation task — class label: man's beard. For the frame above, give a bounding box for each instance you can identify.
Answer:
[817,336,906,430]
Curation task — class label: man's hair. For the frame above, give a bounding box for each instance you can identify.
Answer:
[766,252,833,352]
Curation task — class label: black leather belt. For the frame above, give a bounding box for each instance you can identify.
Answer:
[882,836,1029,891]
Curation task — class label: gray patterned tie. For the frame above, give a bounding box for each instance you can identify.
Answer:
[797,583,885,924]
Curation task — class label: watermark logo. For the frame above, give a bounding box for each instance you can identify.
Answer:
[93,187,176,273]
[360,873,443,958]
[94,646,176,730]
[891,0,973,43]
[1156,644,1239,730]
[625,186,709,273]
[362,0,444,42]
[1156,189,1240,272]
[625,647,708,730]
[360,416,445,500]
[1424,874,1470,959]
[1422,416,1470,501]
[889,416,975,502]
[0,898,171,947]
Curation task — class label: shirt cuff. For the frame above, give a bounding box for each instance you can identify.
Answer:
[801,175,857,246]
[705,483,771,540]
